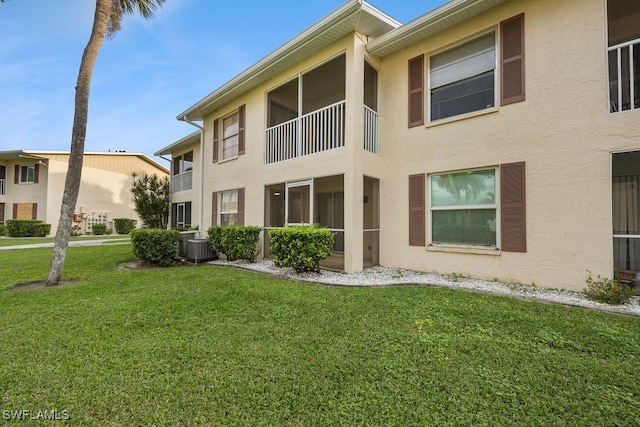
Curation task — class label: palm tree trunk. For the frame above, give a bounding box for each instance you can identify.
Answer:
[46,0,111,286]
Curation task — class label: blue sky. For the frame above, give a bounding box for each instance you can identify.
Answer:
[0,0,446,163]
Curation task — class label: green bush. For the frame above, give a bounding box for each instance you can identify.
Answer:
[6,220,51,237]
[130,229,179,267]
[92,224,107,235]
[207,226,261,262]
[0,224,6,237]
[113,218,137,234]
[584,271,634,305]
[268,225,334,273]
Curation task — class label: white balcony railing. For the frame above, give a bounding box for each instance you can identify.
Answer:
[609,37,639,113]
[0,179,5,195]
[265,101,345,164]
[171,171,192,193]
[364,105,379,154]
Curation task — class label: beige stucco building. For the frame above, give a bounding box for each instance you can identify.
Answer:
[0,150,169,235]
[157,0,640,291]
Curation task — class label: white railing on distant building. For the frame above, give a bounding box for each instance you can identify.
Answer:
[609,37,639,113]
[364,105,379,154]
[0,179,5,195]
[265,101,345,164]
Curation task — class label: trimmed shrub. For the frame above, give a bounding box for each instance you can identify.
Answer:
[207,226,261,262]
[268,225,334,273]
[0,224,6,236]
[584,271,634,305]
[6,219,51,237]
[130,229,179,267]
[113,218,137,234]
[92,224,107,235]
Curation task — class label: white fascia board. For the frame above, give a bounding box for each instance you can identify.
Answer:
[177,0,398,122]
[367,0,509,57]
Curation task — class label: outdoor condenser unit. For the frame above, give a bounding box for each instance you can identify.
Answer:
[186,239,216,263]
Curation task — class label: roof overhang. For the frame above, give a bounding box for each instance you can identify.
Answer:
[367,0,510,57]
[0,150,169,173]
[155,131,200,157]
[0,150,47,161]
[177,0,400,122]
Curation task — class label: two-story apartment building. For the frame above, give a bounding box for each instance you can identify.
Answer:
[157,0,639,291]
[0,150,169,235]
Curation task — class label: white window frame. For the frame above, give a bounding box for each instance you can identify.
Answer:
[428,167,500,248]
[219,189,238,226]
[427,30,498,123]
[19,165,35,184]
[285,179,314,226]
[222,111,239,160]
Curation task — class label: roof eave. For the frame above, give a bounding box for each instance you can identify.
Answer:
[367,0,510,57]
[155,131,201,157]
[177,0,400,122]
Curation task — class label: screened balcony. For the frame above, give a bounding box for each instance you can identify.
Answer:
[265,55,346,164]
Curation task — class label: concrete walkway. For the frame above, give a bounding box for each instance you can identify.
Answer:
[0,238,131,250]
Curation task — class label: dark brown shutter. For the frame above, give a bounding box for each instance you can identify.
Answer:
[501,162,526,252]
[237,187,245,226]
[34,164,39,184]
[500,13,525,105]
[409,174,425,246]
[12,203,17,219]
[211,191,218,226]
[238,104,246,156]
[31,203,37,220]
[0,203,4,224]
[408,55,424,127]
[14,165,19,184]
[212,118,219,163]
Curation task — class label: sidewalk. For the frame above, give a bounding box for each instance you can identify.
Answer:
[0,238,131,250]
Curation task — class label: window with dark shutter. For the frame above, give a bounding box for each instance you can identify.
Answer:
[211,191,218,226]
[14,165,19,184]
[500,162,526,252]
[238,105,246,156]
[212,118,219,163]
[32,203,37,220]
[408,55,424,127]
[237,188,245,226]
[34,164,39,184]
[409,174,426,246]
[500,13,525,105]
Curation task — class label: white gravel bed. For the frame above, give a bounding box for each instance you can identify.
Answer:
[208,259,640,317]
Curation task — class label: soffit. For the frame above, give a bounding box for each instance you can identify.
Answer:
[178,0,400,122]
[367,0,510,57]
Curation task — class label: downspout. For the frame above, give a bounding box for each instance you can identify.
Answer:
[181,116,204,238]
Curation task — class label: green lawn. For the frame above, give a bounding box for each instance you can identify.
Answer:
[0,235,129,247]
[1,245,639,426]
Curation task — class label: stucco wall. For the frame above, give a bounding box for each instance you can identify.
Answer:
[375,0,639,290]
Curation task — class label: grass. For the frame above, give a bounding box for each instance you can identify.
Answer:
[0,235,129,247]
[1,245,639,425]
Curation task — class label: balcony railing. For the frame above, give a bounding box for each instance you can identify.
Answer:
[364,105,379,154]
[171,171,192,193]
[265,101,345,164]
[608,37,639,113]
[0,179,5,195]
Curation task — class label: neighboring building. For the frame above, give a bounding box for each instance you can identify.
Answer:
[157,0,640,291]
[0,150,169,235]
